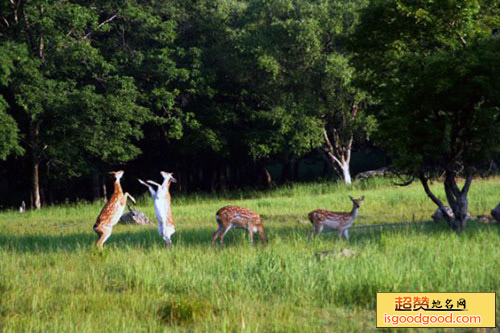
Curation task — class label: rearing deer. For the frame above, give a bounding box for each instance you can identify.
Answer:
[212,206,267,247]
[93,170,136,248]
[138,171,176,247]
[308,195,364,240]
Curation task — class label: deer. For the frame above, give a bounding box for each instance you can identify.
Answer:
[93,170,136,248]
[308,195,364,241]
[212,206,267,247]
[138,171,176,247]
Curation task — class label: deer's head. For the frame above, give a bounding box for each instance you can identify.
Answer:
[348,195,364,208]
[109,170,124,181]
[160,171,177,184]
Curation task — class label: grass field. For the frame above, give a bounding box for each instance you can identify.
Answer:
[0,177,499,331]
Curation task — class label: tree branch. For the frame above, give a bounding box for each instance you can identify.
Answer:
[9,0,20,24]
[393,175,415,186]
[448,21,467,47]
[419,172,456,230]
[460,171,473,195]
[321,128,343,167]
[316,148,342,178]
[350,103,359,120]
[456,32,467,47]
[1,16,9,28]
[22,9,35,53]
[38,5,44,59]
[419,173,445,208]
[444,170,460,199]
[346,133,353,164]
[84,14,118,39]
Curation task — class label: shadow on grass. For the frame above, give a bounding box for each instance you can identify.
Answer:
[0,219,496,253]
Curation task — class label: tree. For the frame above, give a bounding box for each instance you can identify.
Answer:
[1,0,152,208]
[318,50,375,185]
[353,0,500,230]
[234,0,373,185]
[0,44,23,160]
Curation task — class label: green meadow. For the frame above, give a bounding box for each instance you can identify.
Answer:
[0,177,499,331]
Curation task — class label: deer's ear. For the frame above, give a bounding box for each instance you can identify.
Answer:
[359,196,365,201]
[348,195,354,201]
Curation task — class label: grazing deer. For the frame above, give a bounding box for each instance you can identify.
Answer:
[308,195,364,241]
[212,206,267,247]
[93,170,136,248]
[138,171,176,247]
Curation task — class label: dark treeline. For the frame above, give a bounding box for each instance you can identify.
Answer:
[0,0,499,220]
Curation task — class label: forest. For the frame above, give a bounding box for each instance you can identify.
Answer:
[0,0,499,218]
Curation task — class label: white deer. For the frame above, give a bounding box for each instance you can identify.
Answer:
[138,171,176,247]
[308,195,364,240]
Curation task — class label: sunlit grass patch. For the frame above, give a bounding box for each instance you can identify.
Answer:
[0,177,499,330]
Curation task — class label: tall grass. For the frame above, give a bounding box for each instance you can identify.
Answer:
[0,177,499,331]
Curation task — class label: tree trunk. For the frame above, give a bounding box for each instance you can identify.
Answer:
[443,170,472,231]
[293,158,299,181]
[210,167,217,193]
[32,159,41,209]
[30,121,41,209]
[218,164,227,192]
[340,160,352,185]
[320,128,353,185]
[281,159,292,182]
[92,173,100,201]
[419,171,472,231]
[262,166,272,189]
[101,173,108,201]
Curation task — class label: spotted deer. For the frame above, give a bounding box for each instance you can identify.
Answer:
[138,171,176,247]
[212,206,267,247]
[308,195,364,241]
[93,170,136,248]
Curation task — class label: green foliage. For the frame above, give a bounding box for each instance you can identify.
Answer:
[353,0,500,174]
[0,0,497,202]
[0,0,181,178]
[0,43,24,160]
[235,0,371,162]
[0,100,23,160]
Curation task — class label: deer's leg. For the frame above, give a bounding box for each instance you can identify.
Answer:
[315,224,324,237]
[164,236,171,248]
[146,180,162,190]
[138,179,156,197]
[125,192,136,205]
[257,225,267,245]
[308,224,320,241]
[162,226,175,248]
[219,225,232,247]
[211,227,222,246]
[308,227,314,242]
[343,228,349,240]
[248,227,254,245]
[96,227,112,248]
[94,227,103,248]
[338,227,344,239]
[212,218,223,246]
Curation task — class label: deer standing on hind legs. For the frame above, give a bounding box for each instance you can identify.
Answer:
[138,171,176,247]
[212,206,267,247]
[93,170,136,248]
[308,195,364,241]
